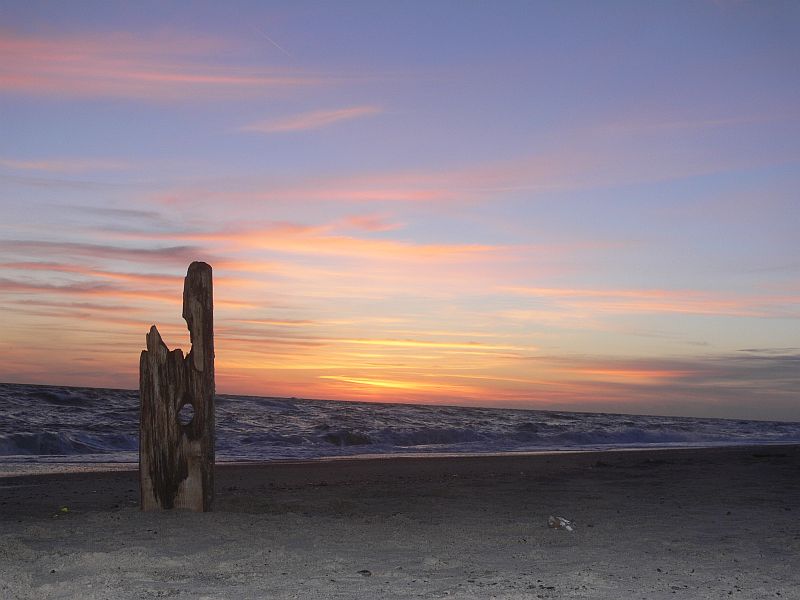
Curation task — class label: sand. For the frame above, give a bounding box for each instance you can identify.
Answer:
[1,445,799,599]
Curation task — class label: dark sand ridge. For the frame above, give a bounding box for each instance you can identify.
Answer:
[1,445,799,599]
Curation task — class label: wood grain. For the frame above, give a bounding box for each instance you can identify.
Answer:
[139,261,214,511]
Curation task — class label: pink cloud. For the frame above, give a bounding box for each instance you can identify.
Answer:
[343,214,403,232]
[150,128,799,214]
[150,128,766,215]
[0,261,182,285]
[501,286,800,318]
[0,31,324,100]
[241,106,382,133]
[0,240,211,266]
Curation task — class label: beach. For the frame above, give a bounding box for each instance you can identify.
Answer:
[1,445,798,599]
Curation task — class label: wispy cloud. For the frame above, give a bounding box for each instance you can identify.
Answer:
[0,275,191,309]
[56,205,164,222]
[0,174,133,191]
[528,352,800,420]
[0,31,324,100]
[3,299,143,314]
[240,105,382,133]
[343,214,403,232]
[0,260,263,318]
[596,112,795,136]
[331,337,529,352]
[0,240,212,267]
[0,157,131,173]
[501,286,800,318]
[150,118,799,215]
[0,261,182,285]
[140,221,501,263]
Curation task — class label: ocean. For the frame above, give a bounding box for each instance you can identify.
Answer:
[2,382,799,476]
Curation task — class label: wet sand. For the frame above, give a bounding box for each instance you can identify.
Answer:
[1,445,799,599]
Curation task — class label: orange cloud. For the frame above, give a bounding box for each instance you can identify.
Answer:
[234,318,315,327]
[319,375,443,391]
[241,106,382,133]
[334,338,528,352]
[165,223,502,263]
[315,374,487,402]
[555,366,691,385]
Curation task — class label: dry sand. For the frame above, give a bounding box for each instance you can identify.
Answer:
[1,445,799,599]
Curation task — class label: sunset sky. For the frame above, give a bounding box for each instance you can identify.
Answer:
[1,1,799,420]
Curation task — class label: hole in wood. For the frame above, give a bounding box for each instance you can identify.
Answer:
[178,403,195,426]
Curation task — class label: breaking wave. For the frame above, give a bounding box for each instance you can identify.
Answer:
[1,382,799,464]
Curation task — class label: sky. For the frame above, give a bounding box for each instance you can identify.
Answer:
[1,1,799,421]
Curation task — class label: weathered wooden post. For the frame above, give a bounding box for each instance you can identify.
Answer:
[139,261,215,511]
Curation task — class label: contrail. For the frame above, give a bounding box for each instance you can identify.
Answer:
[251,25,292,57]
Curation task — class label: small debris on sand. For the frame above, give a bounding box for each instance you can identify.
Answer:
[548,515,575,531]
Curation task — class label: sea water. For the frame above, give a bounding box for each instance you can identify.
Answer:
[1,382,799,475]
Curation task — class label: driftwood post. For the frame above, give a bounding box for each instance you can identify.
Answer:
[139,261,215,511]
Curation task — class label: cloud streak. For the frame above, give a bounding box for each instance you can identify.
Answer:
[501,286,799,318]
[0,240,212,267]
[0,157,131,173]
[241,106,382,133]
[137,221,503,263]
[0,31,325,100]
